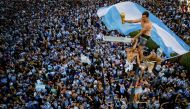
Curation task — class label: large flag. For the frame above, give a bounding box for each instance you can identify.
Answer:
[97,1,190,57]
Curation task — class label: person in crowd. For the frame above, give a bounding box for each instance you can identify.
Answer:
[0,0,189,108]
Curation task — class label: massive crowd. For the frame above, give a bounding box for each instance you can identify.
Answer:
[0,0,190,109]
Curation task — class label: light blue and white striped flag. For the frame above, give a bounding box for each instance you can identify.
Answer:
[97,1,190,57]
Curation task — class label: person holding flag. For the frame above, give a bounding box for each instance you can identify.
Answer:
[123,11,153,46]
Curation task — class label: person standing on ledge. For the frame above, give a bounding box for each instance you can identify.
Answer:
[123,11,153,46]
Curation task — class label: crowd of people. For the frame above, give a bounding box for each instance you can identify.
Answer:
[0,0,190,109]
[179,0,190,13]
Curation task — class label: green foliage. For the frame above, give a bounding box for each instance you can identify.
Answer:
[169,53,179,63]
[129,30,140,37]
[146,38,159,50]
[180,52,190,71]
[184,39,190,46]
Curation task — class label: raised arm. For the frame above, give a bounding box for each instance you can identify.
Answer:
[124,19,141,23]
[136,53,141,66]
[132,38,138,50]
[125,38,138,52]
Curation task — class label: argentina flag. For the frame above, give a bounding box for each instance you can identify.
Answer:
[97,1,190,57]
